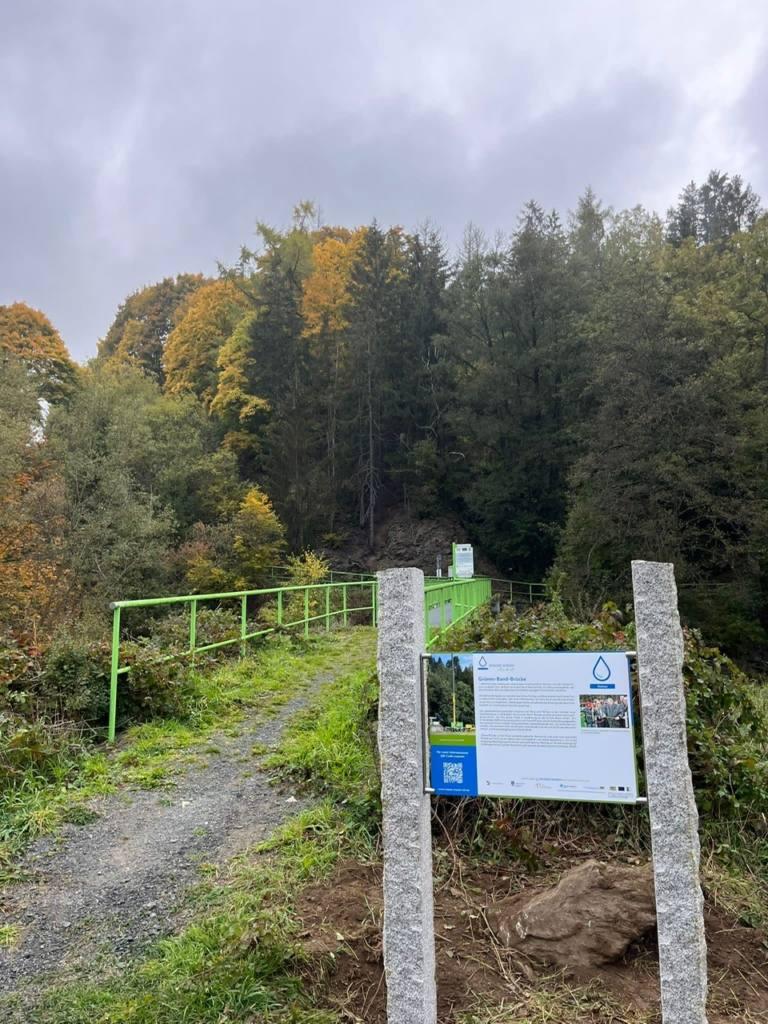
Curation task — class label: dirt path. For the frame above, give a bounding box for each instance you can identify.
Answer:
[0,667,338,1003]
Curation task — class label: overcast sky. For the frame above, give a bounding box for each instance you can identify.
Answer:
[2,1,767,361]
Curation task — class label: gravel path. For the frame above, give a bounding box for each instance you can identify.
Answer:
[0,670,334,1002]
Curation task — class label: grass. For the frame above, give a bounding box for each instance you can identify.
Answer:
[701,822,768,930]
[2,633,380,1024]
[265,664,380,831]
[458,979,658,1024]
[6,807,359,1024]
[0,628,376,879]
[0,924,21,949]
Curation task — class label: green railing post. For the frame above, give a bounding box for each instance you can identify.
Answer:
[342,584,348,626]
[108,605,121,743]
[240,594,247,657]
[325,586,331,631]
[304,587,310,639]
[189,598,198,664]
[277,590,283,626]
[372,582,377,627]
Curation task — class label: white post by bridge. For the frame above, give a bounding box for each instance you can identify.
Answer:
[376,568,437,1024]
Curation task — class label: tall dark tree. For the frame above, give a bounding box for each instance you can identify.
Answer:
[557,210,768,648]
[342,224,405,548]
[667,171,762,247]
[442,204,575,575]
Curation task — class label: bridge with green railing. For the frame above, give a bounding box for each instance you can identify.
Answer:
[107,570,543,742]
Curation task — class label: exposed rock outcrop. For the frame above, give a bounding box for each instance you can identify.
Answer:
[486,859,656,969]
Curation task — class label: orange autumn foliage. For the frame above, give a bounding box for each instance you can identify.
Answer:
[164,280,250,407]
[0,474,68,640]
[0,302,77,401]
[302,228,367,336]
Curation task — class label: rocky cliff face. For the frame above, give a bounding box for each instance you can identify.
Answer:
[319,509,502,579]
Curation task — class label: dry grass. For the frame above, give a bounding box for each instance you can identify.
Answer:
[459,977,658,1024]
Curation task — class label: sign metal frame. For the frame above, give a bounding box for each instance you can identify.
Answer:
[419,651,647,804]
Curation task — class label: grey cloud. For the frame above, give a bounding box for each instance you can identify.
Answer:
[734,50,768,200]
[0,1,764,360]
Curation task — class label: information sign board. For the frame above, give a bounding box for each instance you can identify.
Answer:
[452,543,474,579]
[426,651,638,803]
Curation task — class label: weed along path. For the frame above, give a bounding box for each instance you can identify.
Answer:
[0,628,376,1014]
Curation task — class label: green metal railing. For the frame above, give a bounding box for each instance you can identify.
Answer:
[488,578,548,605]
[107,579,377,742]
[107,574,492,742]
[423,576,492,649]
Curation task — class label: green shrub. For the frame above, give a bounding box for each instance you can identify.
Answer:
[0,711,83,788]
[37,632,112,721]
[0,630,38,714]
[37,622,201,730]
[117,638,192,723]
[0,631,36,686]
[683,632,768,817]
[148,605,241,656]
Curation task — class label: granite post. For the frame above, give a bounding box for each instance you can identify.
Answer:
[377,568,437,1024]
[631,560,708,1024]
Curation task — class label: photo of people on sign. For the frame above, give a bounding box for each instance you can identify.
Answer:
[579,694,629,729]
[426,651,638,804]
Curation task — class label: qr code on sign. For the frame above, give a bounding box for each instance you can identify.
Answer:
[443,761,463,785]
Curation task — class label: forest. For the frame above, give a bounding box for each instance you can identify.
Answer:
[1,169,767,709]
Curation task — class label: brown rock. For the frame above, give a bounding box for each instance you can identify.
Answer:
[486,859,656,969]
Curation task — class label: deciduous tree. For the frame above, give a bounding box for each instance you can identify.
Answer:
[0,302,77,402]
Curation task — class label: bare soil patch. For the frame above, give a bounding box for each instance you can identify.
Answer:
[295,859,768,1023]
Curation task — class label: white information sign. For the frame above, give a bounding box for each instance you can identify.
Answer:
[453,544,474,579]
[428,651,638,804]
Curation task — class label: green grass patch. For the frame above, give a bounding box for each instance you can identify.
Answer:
[0,924,21,949]
[266,665,380,834]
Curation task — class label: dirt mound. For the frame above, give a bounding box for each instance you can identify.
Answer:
[297,861,511,1023]
[295,859,768,1023]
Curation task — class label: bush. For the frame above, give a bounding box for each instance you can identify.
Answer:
[0,629,38,714]
[36,616,214,729]
[148,605,241,655]
[117,639,192,723]
[683,632,768,817]
[0,710,84,789]
[37,632,112,721]
[261,550,331,630]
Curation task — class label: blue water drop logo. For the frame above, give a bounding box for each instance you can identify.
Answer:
[592,656,611,681]
[478,656,488,667]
